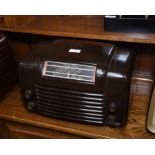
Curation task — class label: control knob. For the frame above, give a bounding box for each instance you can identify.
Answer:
[24,90,33,99]
[109,102,117,113]
[27,101,35,111]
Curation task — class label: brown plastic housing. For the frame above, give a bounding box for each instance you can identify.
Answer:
[18,39,134,127]
[0,33,17,98]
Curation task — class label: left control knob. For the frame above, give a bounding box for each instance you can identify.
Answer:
[24,90,33,99]
[27,101,35,111]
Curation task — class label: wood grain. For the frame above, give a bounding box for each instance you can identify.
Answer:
[1,16,34,28]
[0,120,83,139]
[1,16,155,44]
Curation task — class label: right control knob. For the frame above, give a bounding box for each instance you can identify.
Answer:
[109,102,117,113]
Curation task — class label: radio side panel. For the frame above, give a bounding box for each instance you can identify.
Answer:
[105,47,134,127]
[18,59,35,89]
[18,58,36,110]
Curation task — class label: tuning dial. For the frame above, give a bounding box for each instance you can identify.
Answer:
[109,102,117,113]
[27,101,35,111]
[24,90,33,99]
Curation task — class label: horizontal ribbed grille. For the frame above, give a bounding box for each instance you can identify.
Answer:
[34,84,105,124]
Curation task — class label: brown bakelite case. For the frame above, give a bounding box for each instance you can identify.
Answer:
[18,39,134,127]
[0,33,17,98]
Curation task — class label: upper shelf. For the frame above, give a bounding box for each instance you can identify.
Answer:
[0,15,155,44]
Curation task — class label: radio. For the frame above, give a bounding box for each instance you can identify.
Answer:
[0,33,17,98]
[19,39,134,127]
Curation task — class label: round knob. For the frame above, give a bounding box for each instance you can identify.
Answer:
[107,114,116,122]
[27,101,35,111]
[109,102,117,113]
[24,90,33,99]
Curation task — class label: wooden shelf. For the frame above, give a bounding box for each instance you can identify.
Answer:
[0,16,155,44]
[0,85,154,138]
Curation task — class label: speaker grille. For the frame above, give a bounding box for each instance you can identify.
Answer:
[34,84,105,124]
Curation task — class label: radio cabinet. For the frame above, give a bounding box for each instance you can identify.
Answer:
[19,39,134,128]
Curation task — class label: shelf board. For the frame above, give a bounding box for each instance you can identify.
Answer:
[0,85,154,138]
[0,16,155,44]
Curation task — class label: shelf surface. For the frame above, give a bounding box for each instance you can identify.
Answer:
[0,16,155,44]
[0,86,155,138]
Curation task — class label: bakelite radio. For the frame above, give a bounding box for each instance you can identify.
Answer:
[19,39,134,127]
[0,33,17,98]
